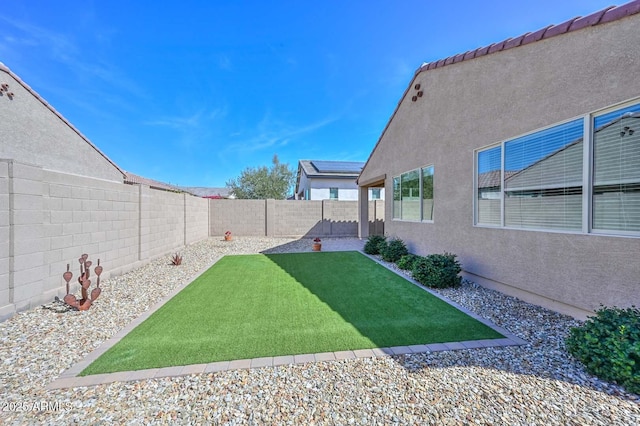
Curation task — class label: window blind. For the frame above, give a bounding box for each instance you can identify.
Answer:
[593,104,640,232]
[503,119,584,230]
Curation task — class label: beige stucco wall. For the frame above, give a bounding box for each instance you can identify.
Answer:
[0,65,123,182]
[359,14,640,318]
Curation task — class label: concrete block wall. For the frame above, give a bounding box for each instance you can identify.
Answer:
[140,187,185,260]
[270,200,323,237]
[6,162,45,315]
[322,200,358,236]
[42,169,140,288]
[0,162,9,318]
[185,193,209,244]
[209,199,266,237]
[368,199,385,235]
[0,159,209,321]
[210,199,384,238]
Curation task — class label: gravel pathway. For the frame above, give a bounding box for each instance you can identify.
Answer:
[1,237,638,425]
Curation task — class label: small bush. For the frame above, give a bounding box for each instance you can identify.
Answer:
[566,306,640,395]
[411,252,461,288]
[380,238,408,263]
[397,254,420,271]
[364,235,386,255]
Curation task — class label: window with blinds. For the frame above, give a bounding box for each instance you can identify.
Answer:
[593,104,640,232]
[504,119,584,230]
[474,99,640,236]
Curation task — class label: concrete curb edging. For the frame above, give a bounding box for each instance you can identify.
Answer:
[48,247,526,390]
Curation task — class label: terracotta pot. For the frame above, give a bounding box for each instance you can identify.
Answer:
[312,243,322,251]
[224,235,232,241]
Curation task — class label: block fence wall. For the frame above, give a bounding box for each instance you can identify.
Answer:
[0,159,209,321]
[209,199,385,237]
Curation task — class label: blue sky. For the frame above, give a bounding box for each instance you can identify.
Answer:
[0,1,620,188]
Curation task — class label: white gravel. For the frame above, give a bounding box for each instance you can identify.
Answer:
[1,237,638,425]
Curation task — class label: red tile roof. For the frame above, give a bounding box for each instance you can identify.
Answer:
[358,1,640,185]
[416,1,640,74]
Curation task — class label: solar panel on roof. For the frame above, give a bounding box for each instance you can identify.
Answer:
[311,160,364,173]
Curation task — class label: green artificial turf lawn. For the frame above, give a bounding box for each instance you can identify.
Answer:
[81,251,503,375]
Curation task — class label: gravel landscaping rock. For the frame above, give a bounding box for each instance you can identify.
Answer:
[1,237,638,425]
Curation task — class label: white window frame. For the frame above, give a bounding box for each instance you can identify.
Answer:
[473,97,640,238]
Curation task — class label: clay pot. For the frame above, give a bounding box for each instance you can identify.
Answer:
[312,243,322,251]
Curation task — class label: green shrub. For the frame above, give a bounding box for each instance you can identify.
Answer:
[411,252,461,288]
[566,306,640,395]
[381,238,409,263]
[397,254,420,271]
[364,235,386,255]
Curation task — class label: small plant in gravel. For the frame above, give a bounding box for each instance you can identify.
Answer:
[380,238,409,263]
[411,252,462,288]
[364,235,387,255]
[171,253,183,266]
[397,254,420,271]
[566,305,640,395]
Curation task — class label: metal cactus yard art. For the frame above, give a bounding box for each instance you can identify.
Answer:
[62,254,103,311]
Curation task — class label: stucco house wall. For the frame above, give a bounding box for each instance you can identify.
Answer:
[0,63,124,182]
[358,5,640,319]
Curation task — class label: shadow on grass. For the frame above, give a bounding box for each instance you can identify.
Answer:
[262,251,504,349]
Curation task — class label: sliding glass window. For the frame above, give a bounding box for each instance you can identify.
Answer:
[393,166,434,222]
[474,99,640,236]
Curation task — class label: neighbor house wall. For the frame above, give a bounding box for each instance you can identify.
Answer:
[210,199,384,238]
[0,159,209,321]
[358,12,640,318]
[0,64,124,182]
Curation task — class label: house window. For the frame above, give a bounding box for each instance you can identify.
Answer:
[474,99,640,236]
[422,166,434,221]
[393,165,434,221]
[476,146,502,225]
[504,118,584,230]
[371,188,381,200]
[592,103,640,232]
[401,170,420,220]
[329,188,338,199]
[393,177,401,219]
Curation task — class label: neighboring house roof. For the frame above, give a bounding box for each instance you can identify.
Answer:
[478,171,520,190]
[296,160,365,196]
[359,0,640,184]
[124,172,186,193]
[299,160,365,178]
[179,186,233,198]
[503,111,640,187]
[0,62,126,179]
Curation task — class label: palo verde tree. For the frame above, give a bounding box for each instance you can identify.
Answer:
[226,155,295,199]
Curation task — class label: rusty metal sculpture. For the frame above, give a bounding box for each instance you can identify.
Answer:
[62,254,103,311]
